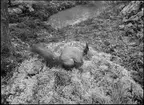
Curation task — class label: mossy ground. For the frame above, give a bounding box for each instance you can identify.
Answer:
[1,1,143,104]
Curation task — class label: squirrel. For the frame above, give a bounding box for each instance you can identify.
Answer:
[60,43,89,69]
[30,43,89,70]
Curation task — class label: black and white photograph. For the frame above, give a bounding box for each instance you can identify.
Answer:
[1,0,143,104]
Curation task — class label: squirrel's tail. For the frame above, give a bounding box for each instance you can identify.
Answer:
[30,44,61,67]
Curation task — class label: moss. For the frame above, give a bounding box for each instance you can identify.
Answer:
[2,1,143,104]
[1,41,143,104]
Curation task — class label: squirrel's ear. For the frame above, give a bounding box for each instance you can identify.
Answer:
[83,42,89,56]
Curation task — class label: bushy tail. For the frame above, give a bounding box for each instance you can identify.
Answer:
[83,42,89,56]
[30,44,61,68]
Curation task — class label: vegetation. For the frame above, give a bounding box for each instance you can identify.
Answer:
[1,0,143,104]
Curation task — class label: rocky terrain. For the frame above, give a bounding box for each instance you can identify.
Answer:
[1,1,143,104]
[1,41,143,104]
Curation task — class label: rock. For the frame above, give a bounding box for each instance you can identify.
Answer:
[128,10,144,21]
[119,25,125,29]
[126,23,133,27]
[120,1,141,16]
[8,7,22,15]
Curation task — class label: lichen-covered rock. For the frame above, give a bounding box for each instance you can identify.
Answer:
[120,1,142,16]
[1,41,143,104]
